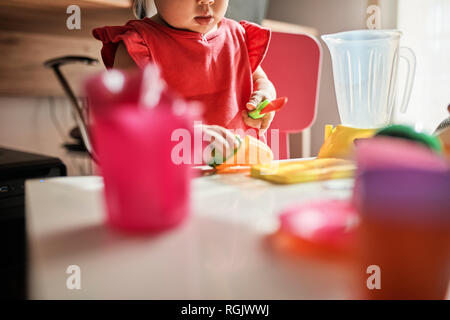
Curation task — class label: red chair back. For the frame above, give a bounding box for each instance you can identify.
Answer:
[263,31,322,159]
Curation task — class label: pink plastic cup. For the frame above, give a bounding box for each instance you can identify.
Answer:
[85,65,196,232]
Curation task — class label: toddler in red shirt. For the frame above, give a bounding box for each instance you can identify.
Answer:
[93,0,276,161]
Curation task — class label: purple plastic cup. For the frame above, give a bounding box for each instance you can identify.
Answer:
[355,168,450,299]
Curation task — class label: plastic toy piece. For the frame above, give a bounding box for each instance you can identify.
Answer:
[270,199,358,258]
[251,158,356,184]
[248,99,270,119]
[248,97,288,119]
[437,127,450,158]
[260,97,288,115]
[207,135,242,168]
[317,125,376,159]
[211,135,274,171]
[354,136,449,172]
[375,124,443,153]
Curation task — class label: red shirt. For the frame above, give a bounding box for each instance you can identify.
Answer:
[93,18,270,134]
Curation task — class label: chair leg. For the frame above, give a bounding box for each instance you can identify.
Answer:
[283,132,290,159]
[267,130,289,160]
[302,128,312,158]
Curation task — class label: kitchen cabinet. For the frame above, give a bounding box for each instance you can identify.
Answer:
[0,0,133,96]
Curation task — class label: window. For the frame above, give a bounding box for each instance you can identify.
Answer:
[394,0,450,133]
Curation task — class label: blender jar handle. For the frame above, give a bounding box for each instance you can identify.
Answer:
[398,47,416,113]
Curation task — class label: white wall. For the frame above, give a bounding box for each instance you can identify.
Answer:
[0,97,92,176]
[266,0,398,154]
[227,0,269,24]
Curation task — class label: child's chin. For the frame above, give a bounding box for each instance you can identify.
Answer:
[189,23,216,34]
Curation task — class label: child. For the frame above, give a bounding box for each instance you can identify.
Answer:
[93,0,276,161]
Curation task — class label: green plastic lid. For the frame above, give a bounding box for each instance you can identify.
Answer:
[375,124,443,153]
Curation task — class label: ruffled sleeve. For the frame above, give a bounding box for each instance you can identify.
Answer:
[239,20,271,73]
[92,24,152,69]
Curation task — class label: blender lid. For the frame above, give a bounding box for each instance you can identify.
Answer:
[322,29,402,43]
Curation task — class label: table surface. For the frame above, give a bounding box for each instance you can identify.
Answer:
[25,167,367,299]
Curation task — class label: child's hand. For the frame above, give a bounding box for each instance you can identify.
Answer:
[242,93,275,133]
[196,124,241,165]
[242,67,276,134]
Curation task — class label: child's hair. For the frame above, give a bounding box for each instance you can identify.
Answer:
[133,0,150,19]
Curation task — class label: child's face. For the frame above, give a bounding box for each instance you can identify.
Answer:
[154,0,229,34]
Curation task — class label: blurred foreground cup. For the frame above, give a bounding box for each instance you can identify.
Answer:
[355,168,450,299]
[84,64,197,232]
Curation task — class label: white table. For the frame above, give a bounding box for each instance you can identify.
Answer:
[25,170,361,299]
